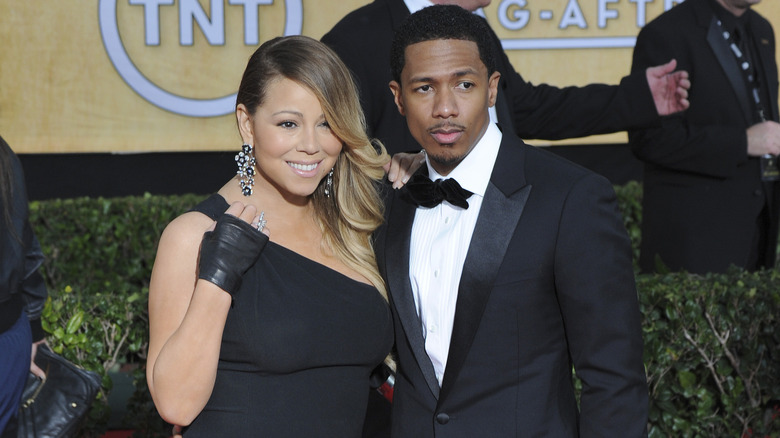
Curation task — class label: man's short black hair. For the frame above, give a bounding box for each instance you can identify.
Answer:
[390,5,498,84]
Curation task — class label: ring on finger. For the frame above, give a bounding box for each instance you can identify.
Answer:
[256,211,267,232]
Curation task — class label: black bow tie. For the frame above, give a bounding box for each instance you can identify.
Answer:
[399,173,473,209]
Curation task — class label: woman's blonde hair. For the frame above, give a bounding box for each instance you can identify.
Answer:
[236,35,390,302]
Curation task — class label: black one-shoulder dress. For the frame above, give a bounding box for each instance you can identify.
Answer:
[183,194,393,437]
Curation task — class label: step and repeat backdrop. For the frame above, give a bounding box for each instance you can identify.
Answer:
[1,0,777,153]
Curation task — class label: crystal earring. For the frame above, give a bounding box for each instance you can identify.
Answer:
[324,168,334,198]
[235,143,256,196]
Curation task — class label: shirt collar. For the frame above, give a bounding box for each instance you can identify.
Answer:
[403,0,434,14]
[426,122,502,198]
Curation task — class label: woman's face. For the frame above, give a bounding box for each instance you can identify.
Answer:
[238,77,342,201]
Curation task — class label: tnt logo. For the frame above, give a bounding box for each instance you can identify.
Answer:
[99,0,303,117]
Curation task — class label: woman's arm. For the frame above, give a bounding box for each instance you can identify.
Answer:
[147,202,263,426]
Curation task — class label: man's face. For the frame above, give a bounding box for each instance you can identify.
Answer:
[432,0,492,12]
[389,39,500,176]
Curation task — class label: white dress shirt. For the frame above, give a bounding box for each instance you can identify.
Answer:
[409,123,502,386]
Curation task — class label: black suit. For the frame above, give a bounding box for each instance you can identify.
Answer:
[629,0,779,273]
[321,0,658,154]
[374,127,648,437]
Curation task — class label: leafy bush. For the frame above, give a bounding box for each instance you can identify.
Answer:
[27,188,780,437]
[639,270,780,437]
[30,193,204,437]
[615,180,643,270]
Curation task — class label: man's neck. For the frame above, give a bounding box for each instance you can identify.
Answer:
[715,0,750,17]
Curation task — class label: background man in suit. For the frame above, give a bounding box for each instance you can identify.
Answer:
[373,6,648,436]
[322,0,690,155]
[630,0,780,274]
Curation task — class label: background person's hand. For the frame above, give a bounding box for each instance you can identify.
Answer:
[30,339,47,379]
[747,121,780,157]
[646,59,690,116]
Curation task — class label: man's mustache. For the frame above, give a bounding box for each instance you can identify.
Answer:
[427,122,466,133]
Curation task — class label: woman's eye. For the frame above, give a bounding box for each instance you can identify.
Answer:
[279,121,296,128]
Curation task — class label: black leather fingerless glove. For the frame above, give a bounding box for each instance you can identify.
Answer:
[198,214,269,297]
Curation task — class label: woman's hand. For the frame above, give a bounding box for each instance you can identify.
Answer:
[212,202,269,235]
[385,151,426,189]
[30,339,47,379]
[198,202,269,298]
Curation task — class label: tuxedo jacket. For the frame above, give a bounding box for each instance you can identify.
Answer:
[629,0,780,273]
[321,0,657,155]
[374,128,648,437]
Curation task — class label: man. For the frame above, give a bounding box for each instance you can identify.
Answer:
[373,6,648,436]
[629,0,780,274]
[322,0,690,155]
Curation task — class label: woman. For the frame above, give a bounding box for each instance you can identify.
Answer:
[0,136,48,435]
[147,36,396,437]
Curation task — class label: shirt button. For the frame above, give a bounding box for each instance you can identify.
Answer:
[436,413,450,424]
[444,217,450,224]
[434,270,439,278]
[429,324,437,333]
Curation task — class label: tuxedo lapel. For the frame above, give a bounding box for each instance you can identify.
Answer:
[438,132,531,403]
[384,183,441,400]
[706,15,753,124]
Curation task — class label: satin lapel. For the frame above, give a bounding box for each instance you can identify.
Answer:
[384,188,441,400]
[438,136,532,403]
[707,16,753,124]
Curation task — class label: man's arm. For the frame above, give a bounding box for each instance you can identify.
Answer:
[488,27,688,141]
[321,26,378,132]
[554,173,648,436]
[629,23,749,179]
[320,3,402,146]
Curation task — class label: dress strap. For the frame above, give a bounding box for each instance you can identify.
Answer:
[189,194,230,221]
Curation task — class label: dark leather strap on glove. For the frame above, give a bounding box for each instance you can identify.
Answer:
[197,214,268,297]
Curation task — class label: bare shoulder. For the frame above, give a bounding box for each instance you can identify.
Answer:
[158,211,214,253]
[151,211,214,294]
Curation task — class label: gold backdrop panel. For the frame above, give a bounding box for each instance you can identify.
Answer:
[0,1,777,153]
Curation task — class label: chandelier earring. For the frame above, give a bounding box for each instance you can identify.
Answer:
[324,168,334,198]
[235,143,256,196]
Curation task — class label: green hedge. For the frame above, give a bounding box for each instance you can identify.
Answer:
[28,185,780,437]
[638,271,779,437]
[30,193,204,437]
